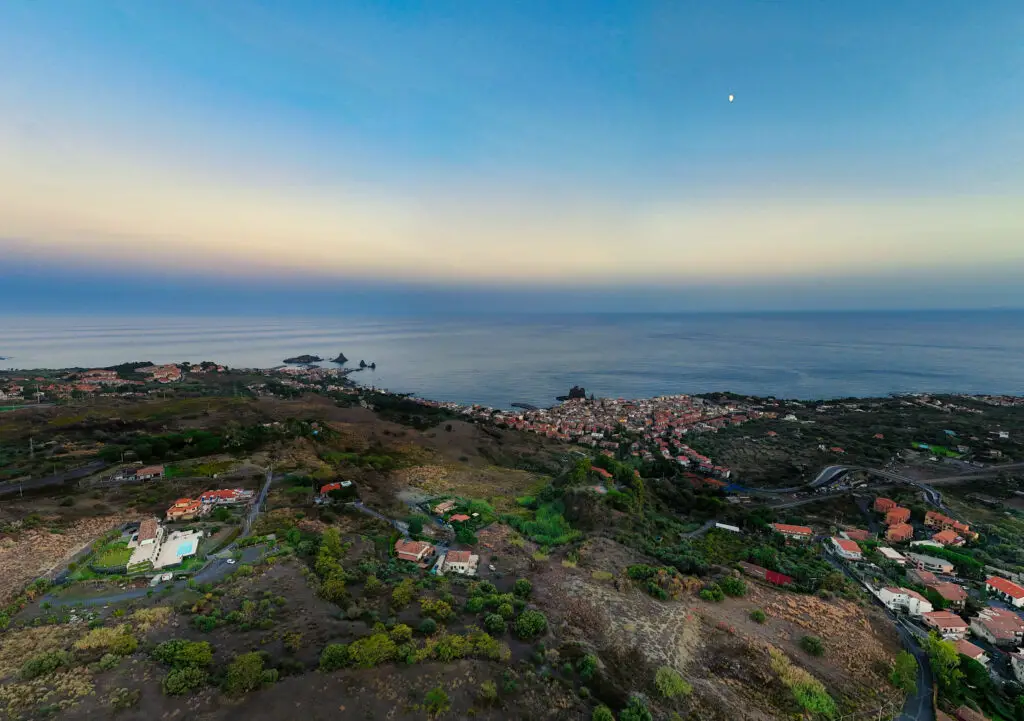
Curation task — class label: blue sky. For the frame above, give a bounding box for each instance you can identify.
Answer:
[1,1,1023,312]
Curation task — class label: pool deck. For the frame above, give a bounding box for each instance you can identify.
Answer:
[153,529,202,569]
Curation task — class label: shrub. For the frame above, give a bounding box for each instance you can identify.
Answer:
[484,613,506,634]
[347,633,397,668]
[890,650,917,693]
[420,599,454,620]
[497,602,515,620]
[514,610,548,639]
[162,666,208,695]
[800,636,825,657]
[619,695,653,721]
[424,686,450,716]
[390,624,413,643]
[152,639,213,668]
[283,631,303,653]
[319,643,349,671]
[719,576,747,597]
[224,652,274,695]
[750,609,767,624]
[699,584,725,602]
[577,654,598,680]
[20,650,72,680]
[513,578,533,598]
[592,570,614,581]
[654,666,692,698]
[96,653,121,671]
[108,687,140,710]
[472,580,498,596]
[419,618,439,635]
[466,597,486,613]
[592,706,615,721]
[74,624,138,656]
[478,680,498,705]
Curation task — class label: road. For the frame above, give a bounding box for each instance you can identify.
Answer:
[38,467,277,610]
[351,500,409,536]
[0,460,109,497]
[681,519,717,539]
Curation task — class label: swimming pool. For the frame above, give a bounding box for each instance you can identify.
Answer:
[177,540,196,557]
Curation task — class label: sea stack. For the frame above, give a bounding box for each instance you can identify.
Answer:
[331,353,348,364]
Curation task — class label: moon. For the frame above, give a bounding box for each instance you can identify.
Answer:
[728,94,734,103]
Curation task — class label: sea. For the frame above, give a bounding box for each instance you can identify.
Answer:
[1,311,1023,409]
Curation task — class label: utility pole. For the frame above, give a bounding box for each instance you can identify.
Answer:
[29,437,34,460]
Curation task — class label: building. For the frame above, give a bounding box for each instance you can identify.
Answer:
[874,497,898,513]
[432,500,457,515]
[395,539,435,563]
[771,523,813,541]
[956,639,988,667]
[986,576,1024,607]
[135,465,165,481]
[841,528,872,542]
[166,498,207,522]
[442,550,479,576]
[925,511,976,540]
[907,553,955,575]
[449,514,471,523]
[930,582,968,609]
[877,547,908,565]
[198,489,253,506]
[138,518,160,545]
[1011,650,1024,683]
[971,607,1024,647]
[922,610,969,639]
[885,507,911,525]
[830,537,863,561]
[908,568,939,586]
[319,481,353,497]
[887,523,914,543]
[932,529,965,547]
[879,587,933,617]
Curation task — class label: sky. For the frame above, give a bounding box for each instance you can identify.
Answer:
[2,1,1023,313]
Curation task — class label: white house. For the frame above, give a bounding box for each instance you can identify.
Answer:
[877,547,907,565]
[878,587,933,617]
[986,576,1024,608]
[1012,650,1024,683]
[442,550,479,576]
[830,537,862,561]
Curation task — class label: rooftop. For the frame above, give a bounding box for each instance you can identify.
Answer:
[987,576,1024,600]
[772,523,812,535]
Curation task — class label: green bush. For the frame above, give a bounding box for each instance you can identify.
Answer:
[699,584,725,602]
[513,578,533,598]
[224,652,274,695]
[319,643,349,671]
[578,653,598,680]
[20,650,72,680]
[424,686,451,716]
[466,596,486,613]
[484,613,506,634]
[497,602,515,619]
[719,576,747,597]
[389,624,413,643]
[592,705,615,721]
[514,610,548,639]
[392,578,416,608]
[479,679,498,705]
[421,598,454,620]
[162,666,208,695]
[800,635,825,657]
[619,695,653,721]
[890,650,917,693]
[750,609,767,624]
[654,666,692,698]
[419,618,438,635]
[347,633,397,668]
[152,639,213,668]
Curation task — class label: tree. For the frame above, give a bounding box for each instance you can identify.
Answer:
[654,666,692,698]
[347,633,397,668]
[408,516,424,535]
[419,618,438,635]
[319,644,349,671]
[424,686,450,717]
[513,578,533,598]
[924,632,964,695]
[320,575,348,605]
[389,624,413,643]
[619,695,653,721]
[719,576,746,597]
[152,639,213,669]
[162,667,208,695]
[224,652,274,695]
[392,578,416,608]
[484,613,506,634]
[514,610,548,639]
[497,602,514,619]
[890,650,917,694]
[592,706,615,721]
[212,506,231,522]
[577,654,598,680]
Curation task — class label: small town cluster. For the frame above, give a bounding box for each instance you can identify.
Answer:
[769,495,1024,690]
[421,394,767,479]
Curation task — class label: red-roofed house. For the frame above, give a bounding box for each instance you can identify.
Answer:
[930,582,968,609]
[874,497,897,513]
[449,514,471,523]
[395,539,435,563]
[830,537,862,561]
[923,610,969,639]
[986,576,1024,608]
[199,488,253,505]
[772,523,813,541]
[971,607,1024,646]
[166,498,206,522]
[955,639,988,667]
[885,507,911,525]
[592,467,613,480]
[908,568,939,586]
[887,523,914,543]
[319,481,353,496]
[932,529,965,547]
[841,528,872,542]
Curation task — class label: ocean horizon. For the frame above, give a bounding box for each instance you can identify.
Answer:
[2,310,1023,408]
